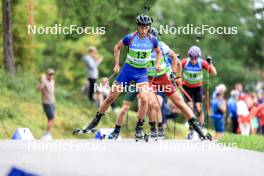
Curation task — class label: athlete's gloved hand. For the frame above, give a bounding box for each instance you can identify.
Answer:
[113,64,120,73]
[170,72,182,86]
[170,72,177,81]
[177,54,181,59]
[206,56,212,65]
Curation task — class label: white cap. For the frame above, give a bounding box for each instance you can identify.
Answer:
[230,90,240,97]
[216,84,226,93]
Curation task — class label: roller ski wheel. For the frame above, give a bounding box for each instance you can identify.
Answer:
[158,136,165,140]
[100,134,106,140]
[135,132,147,142]
[135,137,143,142]
[72,128,81,135]
[135,134,145,142]
[135,124,146,142]
[149,136,158,142]
[197,129,212,141]
[148,131,158,142]
[205,132,213,141]
[200,128,212,141]
[72,128,97,135]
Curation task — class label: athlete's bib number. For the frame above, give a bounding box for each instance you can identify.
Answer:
[136,51,147,59]
[190,73,197,78]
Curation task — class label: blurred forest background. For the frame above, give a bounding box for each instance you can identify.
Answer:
[1,0,263,89]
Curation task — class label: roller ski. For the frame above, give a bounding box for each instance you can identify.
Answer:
[145,122,158,141]
[72,112,104,135]
[147,129,158,141]
[135,120,148,142]
[72,127,97,135]
[135,127,148,142]
[158,126,165,140]
[188,118,212,141]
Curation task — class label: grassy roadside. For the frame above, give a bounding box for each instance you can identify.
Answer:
[0,71,190,139]
[219,133,264,152]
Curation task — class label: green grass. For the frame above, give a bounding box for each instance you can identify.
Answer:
[0,70,190,139]
[219,133,264,152]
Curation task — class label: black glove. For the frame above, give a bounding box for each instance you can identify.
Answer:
[206,55,212,65]
[177,54,181,59]
[170,72,177,81]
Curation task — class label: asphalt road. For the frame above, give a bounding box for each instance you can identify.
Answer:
[0,139,263,176]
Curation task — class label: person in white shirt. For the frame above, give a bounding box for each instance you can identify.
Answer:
[237,95,250,135]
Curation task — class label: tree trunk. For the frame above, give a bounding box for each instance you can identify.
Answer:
[2,0,15,73]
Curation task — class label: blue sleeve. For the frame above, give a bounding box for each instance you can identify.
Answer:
[122,34,133,46]
[166,56,172,64]
[213,101,219,111]
[227,99,237,117]
[152,36,159,48]
[213,100,221,112]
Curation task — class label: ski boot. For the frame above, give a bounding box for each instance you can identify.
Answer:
[135,126,147,142]
[158,126,165,140]
[108,130,120,140]
[72,112,104,135]
[147,122,158,141]
[149,128,158,141]
[135,120,147,142]
[188,118,212,141]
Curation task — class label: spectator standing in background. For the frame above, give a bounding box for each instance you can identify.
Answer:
[83,46,102,102]
[227,90,239,134]
[249,93,259,134]
[235,83,244,96]
[212,84,226,100]
[211,90,226,139]
[237,95,251,135]
[38,68,56,140]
